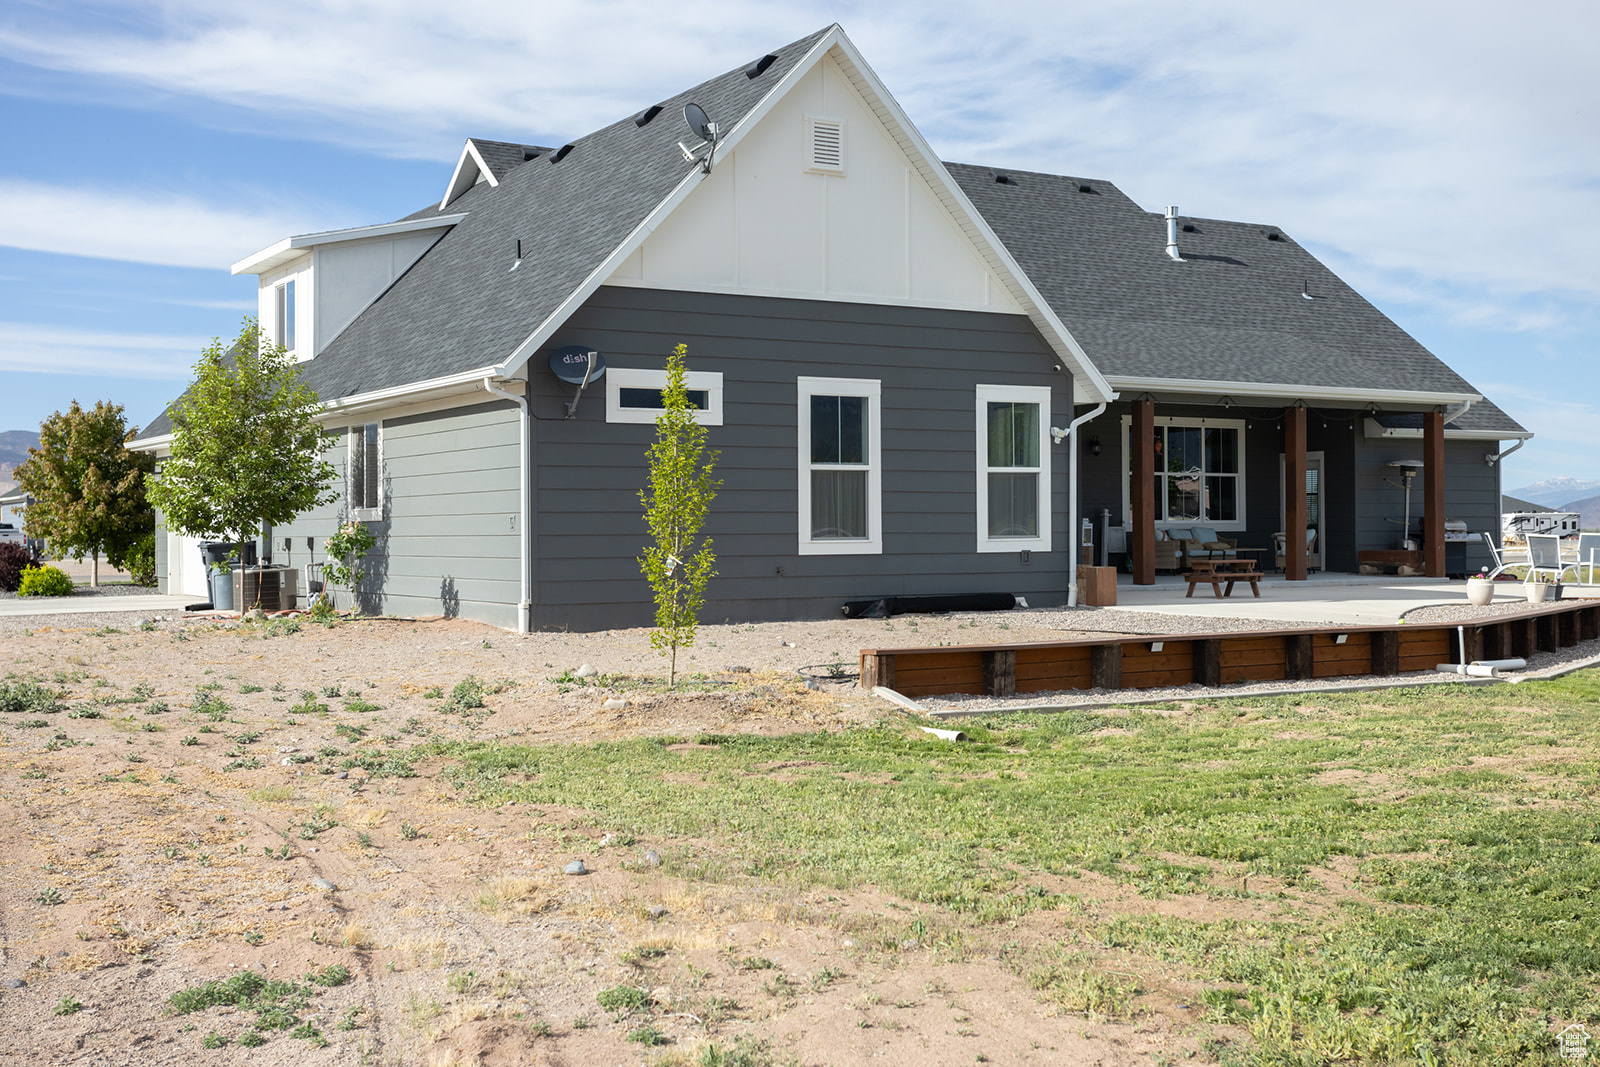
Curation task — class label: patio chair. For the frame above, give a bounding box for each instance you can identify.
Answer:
[1480,532,1528,579]
[1572,532,1600,584]
[1184,525,1239,561]
[1525,533,1577,584]
[1273,529,1319,572]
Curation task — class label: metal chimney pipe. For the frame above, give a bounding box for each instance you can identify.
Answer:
[1165,206,1185,262]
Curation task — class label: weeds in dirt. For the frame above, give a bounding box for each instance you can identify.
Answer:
[598,984,651,1016]
[53,995,84,1016]
[400,822,421,840]
[35,886,61,905]
[629,1024,666,1046]
[1,678,64,714]
[190,691,230,721]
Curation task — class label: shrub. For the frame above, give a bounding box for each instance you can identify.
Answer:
[0,541,30,592]
[126,532,157,587]
[18,565,74,598]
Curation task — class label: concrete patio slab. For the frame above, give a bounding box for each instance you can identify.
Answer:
[1103,573,1585,627]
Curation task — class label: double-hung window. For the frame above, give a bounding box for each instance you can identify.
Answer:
[798,377,881,555]
[348,423,381,520]
[976,384,1051,552]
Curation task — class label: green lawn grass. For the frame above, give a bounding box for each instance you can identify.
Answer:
[434,674,1600,1064]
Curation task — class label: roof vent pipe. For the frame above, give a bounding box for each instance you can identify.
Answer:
[1165,206,1185,262]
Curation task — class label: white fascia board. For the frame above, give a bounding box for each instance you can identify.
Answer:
[822,32,1116,406]
[127,432,173,454]
[493,29,842,380]
[439,140,499,211]
[1106,376,1481,408]
[1362,418,1533,442]
[231,214,468,275]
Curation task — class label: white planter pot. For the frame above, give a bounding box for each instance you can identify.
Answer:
[1525,582,1549,604]
[1466,578,1495,607]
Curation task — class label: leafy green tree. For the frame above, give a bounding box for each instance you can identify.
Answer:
[14,400,154,586]
[147,318,336,604]
[638,344,720,687]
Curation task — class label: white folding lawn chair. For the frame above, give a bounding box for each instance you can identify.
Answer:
[1525,534,1578,584]
[1480,532,1527,579]
[1571,532,1600,585]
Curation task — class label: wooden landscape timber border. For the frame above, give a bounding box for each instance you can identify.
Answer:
[859,599,1600,699]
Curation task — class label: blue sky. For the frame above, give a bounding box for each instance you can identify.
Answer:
[1,0,1595,491]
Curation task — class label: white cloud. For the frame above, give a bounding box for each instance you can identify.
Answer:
[1,0,1595,331]
[0,322,208,379]
[0,180,336,269]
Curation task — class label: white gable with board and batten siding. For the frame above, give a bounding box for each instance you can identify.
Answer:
[605,52,1023,315]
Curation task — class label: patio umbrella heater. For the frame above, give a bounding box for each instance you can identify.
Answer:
[1384,460,1426,550]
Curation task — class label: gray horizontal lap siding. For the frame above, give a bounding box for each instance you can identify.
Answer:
[532,287,1071,630]
[1353,434,1501,574]
[271,400,522,629]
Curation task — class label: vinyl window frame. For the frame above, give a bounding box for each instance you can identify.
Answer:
[275,279,296,353]
[797,376,882,556]
[605,367,723,425]
[975,384,1052,553]
[347,422,382,522]
[1118,414,1248,532]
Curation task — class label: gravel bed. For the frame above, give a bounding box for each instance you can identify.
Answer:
[1024,606,1300,636]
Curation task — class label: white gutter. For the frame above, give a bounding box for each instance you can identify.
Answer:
[1444,399,1472,424]
[482,377,531,634]
[1104,375,1480,408]
[1485,439,1527,468]
[1059,402,1108,607]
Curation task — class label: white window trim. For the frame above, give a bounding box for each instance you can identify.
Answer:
[976,384,1052,553]
[348,422,382,522]
[1119,414,1248,532]
[804,114,846,176]
[605,367,724,425]
[798,376,881,556]
[275,279,296,354]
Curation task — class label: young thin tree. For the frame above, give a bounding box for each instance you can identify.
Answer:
[147,318,336,606]
[14,401,154,587]
[638,344,720,687]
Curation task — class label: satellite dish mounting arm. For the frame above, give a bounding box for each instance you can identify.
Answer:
[564,352,598,420]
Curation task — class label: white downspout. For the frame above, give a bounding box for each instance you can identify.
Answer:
[1444,399,1473,424]
[482,377,531,634]
[1485,438,1525,468]
[1063,401,1109,607]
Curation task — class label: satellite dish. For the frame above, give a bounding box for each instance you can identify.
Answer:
[683,102,714,143]
[549,345,606,385]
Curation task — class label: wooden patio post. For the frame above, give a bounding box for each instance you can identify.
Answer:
[1285,405,1308,581]
[1424,410,1446,577]
[1132,399,1155,585]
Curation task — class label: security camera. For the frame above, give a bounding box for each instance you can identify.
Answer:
[1049,427,1069,445]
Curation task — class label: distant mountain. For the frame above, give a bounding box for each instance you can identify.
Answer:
[1507,477,1600,509]
[1566,494,1600,531]
[0,429,39,484]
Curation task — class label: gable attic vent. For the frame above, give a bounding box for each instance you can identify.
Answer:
[633,105,663,128]
[745,53,777,78]
[806,116,845,175]
[550,143,575,163]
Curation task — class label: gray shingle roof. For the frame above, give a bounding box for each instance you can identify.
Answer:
[946,163,1527,435]
[298,27,832,404]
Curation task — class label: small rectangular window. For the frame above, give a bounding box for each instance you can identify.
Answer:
[348,423,380,517]
[276,279,296,351]
[606,367,723,425]
[799,378,880,555]
[976,384,1051,552]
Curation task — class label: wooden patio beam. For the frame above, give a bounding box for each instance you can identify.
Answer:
[1423,410,1446,578]
[1284,405,1308,581]
[1132,399,1156,585]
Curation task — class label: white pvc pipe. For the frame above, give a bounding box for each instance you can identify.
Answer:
[1472,658,1527,671]
[1435,663,1501,677]
[920,727,969,742]
[1065,402,1108,607]
[482,377,530,634]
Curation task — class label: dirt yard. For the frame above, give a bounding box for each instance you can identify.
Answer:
[0,611,1238,1066]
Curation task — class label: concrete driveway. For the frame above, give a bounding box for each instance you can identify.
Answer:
[0,593,193,617]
